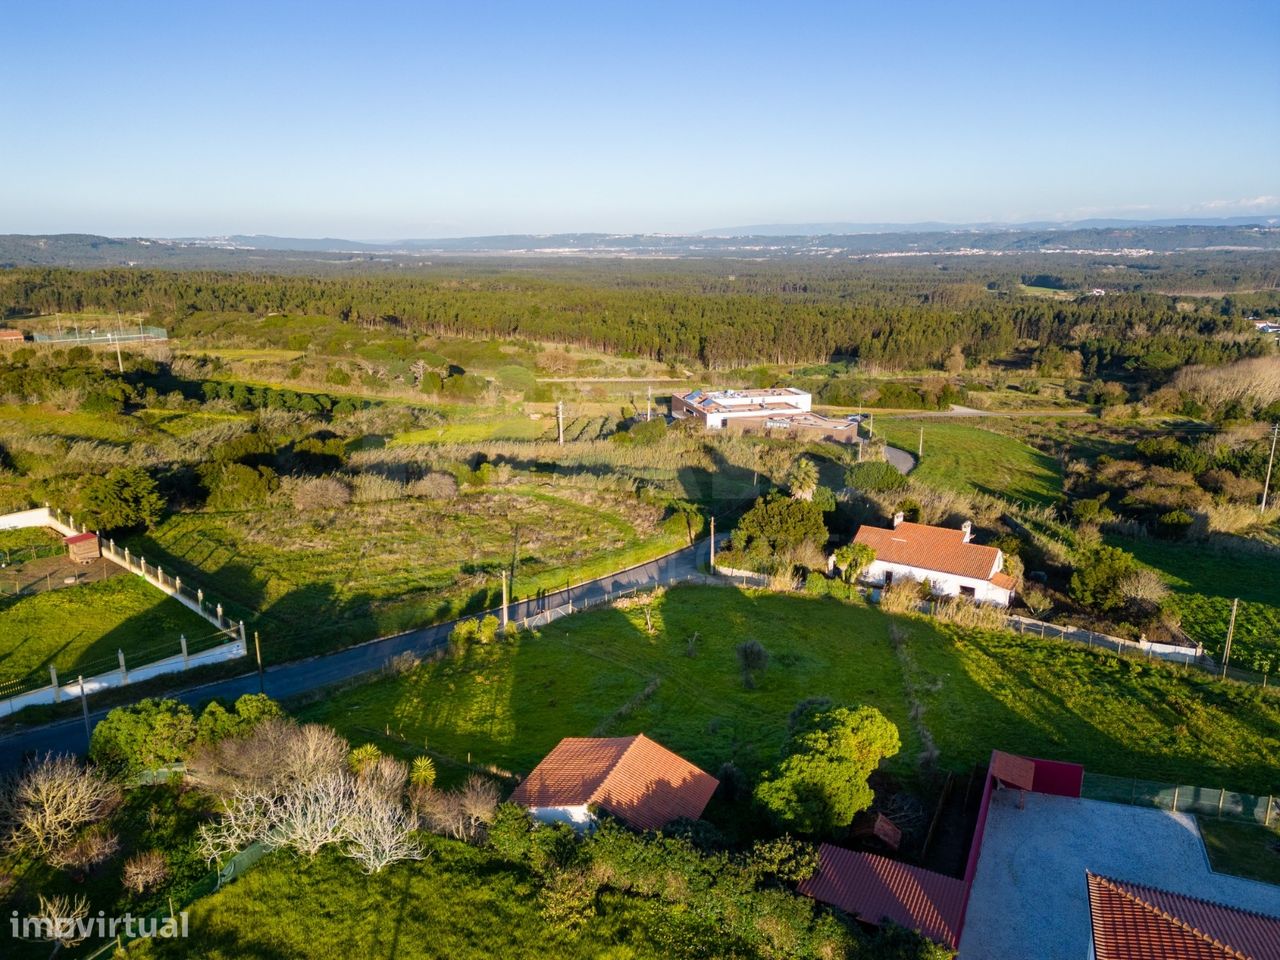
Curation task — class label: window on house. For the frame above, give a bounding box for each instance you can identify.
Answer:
[959,585,976,598]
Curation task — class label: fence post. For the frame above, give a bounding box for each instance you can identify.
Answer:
[123,546,130,565]
[50,665,61,703]
[1267,797,1274,828]
[1218,788,1226,818]
[216,603,224,625]
[197,588,204,608]
[157,565,164,585]
[180,634,189,668]
[1171,784,1179,812]
[118,649,129,685]
[239,620,246,645]
[175,576,181,594]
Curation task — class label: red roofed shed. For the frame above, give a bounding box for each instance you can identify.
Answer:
[64,531,100,563]
[798,843,967,948]
[509,734,718,832]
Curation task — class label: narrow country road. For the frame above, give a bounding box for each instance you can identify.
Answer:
[0,536,723,770]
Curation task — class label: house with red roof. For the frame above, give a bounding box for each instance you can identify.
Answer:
[508,734,719,832]
[852,515,1016,607]
[1087,873,1280,960]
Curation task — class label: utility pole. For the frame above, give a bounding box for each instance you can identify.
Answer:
[500,569,509,630]
[557,401,564,445]
[709,516,716,573]
[646,385,652,422]
[1221,598,1239,678]
[111,333,124,373]
[918,426,924,459]
[254,632,264,694]
[1262,422,1279,513]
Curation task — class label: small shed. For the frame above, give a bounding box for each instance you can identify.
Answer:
[0,329,26,343]
[853,812,903,852]
[65,532,100,564]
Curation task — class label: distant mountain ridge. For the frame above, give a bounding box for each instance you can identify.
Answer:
[1,218,1278,269]
[699,215,1280,236]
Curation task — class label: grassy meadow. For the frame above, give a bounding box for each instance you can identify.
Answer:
[875,418,1063,505]
[298,586,1280,796]
[0,574,213,690]
[1197,818,1280,886]
[124,483,684,661]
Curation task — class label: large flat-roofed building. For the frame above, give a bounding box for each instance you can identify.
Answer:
[672,387,812,428]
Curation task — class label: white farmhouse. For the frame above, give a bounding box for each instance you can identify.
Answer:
[853,516,1015,607]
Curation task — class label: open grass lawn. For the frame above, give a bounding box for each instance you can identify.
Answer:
[0,403,137,442]
[123,841,661,960]
[124,484,681,661]
[1108,533,1280,664]
[299,587,1280,796]
[392,412,549,444]
[0,573,215,689]
[1197,818,1280,886]
[0,526,60,553]
[876,418,1062,505]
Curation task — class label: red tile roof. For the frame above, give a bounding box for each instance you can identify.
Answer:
[854,521,1001,581]
[1087,873,1280,960]
[798,843,967,948]
[64,532,98,545]
[508,735,718,831]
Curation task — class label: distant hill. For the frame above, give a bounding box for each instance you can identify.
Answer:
[700,215,1280,236]
[2,219,1278,270]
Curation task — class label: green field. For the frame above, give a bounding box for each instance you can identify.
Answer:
[0,574,214,689]
[877,418,1063,505]
[299,586,1280,795]
[124,484,682,661]
[1108,533,1280,665]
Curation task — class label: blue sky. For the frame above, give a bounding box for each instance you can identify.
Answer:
[4,0,1278,237]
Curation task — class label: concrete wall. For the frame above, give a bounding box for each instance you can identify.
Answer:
[864,559,1012,607]
[1029,758,1085,798]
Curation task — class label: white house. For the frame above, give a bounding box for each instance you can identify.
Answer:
[852,516,1015,607]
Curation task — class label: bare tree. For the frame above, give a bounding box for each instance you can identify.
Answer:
[413,775,498,843]
[269,775,355,858]
[357,756,409,804]
[34,893,90,956]
[48,827,119,873]
[343,792,423,874]
[8,755,119,857]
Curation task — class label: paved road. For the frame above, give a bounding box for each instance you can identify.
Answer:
[0,537,720,770]
[883,445,917,475]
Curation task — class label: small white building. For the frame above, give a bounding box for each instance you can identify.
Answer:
[672,387,811,429]
[853,516,1015,607]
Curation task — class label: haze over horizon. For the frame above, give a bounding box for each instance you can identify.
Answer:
[5,0,1278,239]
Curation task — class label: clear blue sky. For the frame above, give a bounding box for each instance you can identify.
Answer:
[4,0,1278,237]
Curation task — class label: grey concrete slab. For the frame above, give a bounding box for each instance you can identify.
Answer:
[959,791,1280,959]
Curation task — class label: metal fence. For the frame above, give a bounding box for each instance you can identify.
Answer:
[1083,771,1278,827]
[31,324,167,345]
[79,841,270,959]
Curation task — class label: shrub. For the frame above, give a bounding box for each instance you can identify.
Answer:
[288,475,351,512]
[408,472,459,499]
[845,461,907,493]
[89,699,196,778]
[49,826,120,873]
[832,543,876,583]
[1069,545,1140,612]
[736,639,769,689]
[203,462,277,510]
[79,466,165,531]
[122,850,170,893]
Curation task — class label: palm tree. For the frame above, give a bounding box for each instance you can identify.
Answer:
[787,457,819,501]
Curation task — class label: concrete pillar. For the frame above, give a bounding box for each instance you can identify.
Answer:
[50,665,61,703]
[174,576,181,594]
[118,649,129,685]
[239,620,246,644]
[216,602,224,625]
[123,546,131,565]
[197,588,204,607]
[180,634,189,668]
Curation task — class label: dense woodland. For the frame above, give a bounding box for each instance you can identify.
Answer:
[2,261,1277,375]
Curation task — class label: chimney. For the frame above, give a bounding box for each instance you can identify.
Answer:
[892,511,905,528]
[961,520,973,542]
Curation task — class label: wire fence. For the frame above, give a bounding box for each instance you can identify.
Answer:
[79,841,269,960]
[30,324,167,345]
[1082,771,1278,827]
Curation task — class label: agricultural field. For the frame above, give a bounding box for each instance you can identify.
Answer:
[299,586,1280,796]
[875,418,1063,505]
[0,572,214,691]
[124,483,684,661]
[1109,533,1280,667]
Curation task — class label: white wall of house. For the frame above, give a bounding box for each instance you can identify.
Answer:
[527,804,595,830]
[862,559,1013,607]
